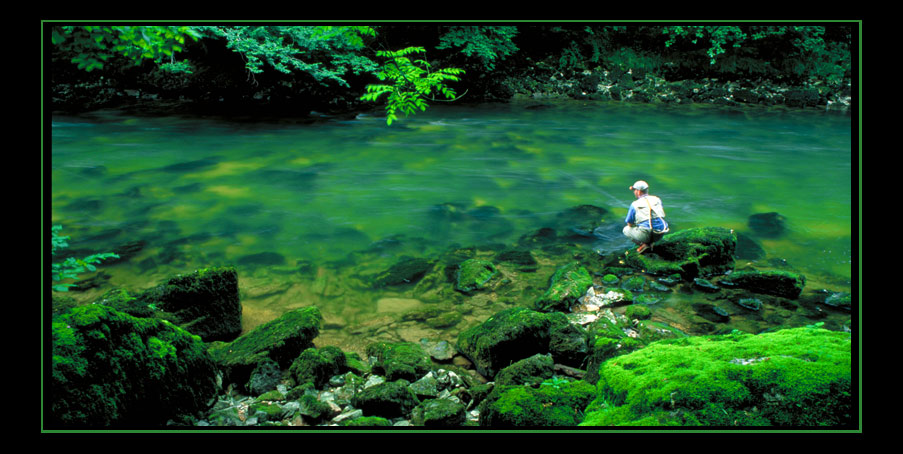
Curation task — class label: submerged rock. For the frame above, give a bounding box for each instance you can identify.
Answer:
[455,259,499,293]
[374,257,434,287]
[748,212,786,238]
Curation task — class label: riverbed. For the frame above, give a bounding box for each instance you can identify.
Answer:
[49,100,854,356]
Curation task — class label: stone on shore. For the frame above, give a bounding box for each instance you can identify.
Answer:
[455,307,572,379]
[207,306,322,389]
[50,305,220,428]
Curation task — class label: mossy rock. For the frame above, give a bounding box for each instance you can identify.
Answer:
[351,380,420,419]
[136,266,242,342]
[289,346,347,388]
[411,398,467,427]
[625,304,653,320]
[480,380,597,426]
[581,327,852,427]
[207,306,322,387]
[534,262,593,312]
[455,259,499,293]
[93,288,155,318]
[343,416,393,426]
[456,307,569,379]
[493,353,555,387]
[623,227,737,279]
[366,341,433,381]
[50,305,219,428]
[724,269,806,299]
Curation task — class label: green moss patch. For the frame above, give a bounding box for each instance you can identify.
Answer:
[581,326,852,427]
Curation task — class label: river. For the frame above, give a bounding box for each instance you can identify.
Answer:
[50,100,854,356]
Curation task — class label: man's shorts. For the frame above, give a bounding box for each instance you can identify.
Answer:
[623,225,664,245]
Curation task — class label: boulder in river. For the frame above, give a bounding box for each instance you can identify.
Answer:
[724,269,806,299]
[622,227,737,279]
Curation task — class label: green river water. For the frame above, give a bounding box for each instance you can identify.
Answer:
[49,100,854,356]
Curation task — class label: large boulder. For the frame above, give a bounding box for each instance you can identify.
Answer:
[137,266,242,342]
[455,307,572,379]
[623,227,737,279]
[207,306,322,389]
[581,326,852,426]
[50,305,220,428]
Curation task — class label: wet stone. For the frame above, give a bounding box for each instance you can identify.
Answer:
[737,298,763,311]
[693,278,720,293]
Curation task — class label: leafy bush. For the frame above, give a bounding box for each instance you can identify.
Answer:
[360,47,464,125]
[50,225,119,292]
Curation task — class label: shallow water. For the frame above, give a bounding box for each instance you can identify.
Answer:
[50,100,854,355]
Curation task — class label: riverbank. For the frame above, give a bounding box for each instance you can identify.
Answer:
[50,66,853,122]
[48,220,855,429]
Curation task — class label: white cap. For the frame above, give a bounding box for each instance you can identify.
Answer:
[630,180,649,191]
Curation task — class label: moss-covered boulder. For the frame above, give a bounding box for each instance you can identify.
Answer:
[455,259,499,293]
[534,262,593,312]
[289,346,347,388]
[207,306,322,388]
[351,380,420,418]
[411,398,467,426]
[456,307,571,379]
[493,353,555,387]
[480,380,597,426]
[366,341,433,381]
[623,227,737,279]
[50,305,219,428]
[136,267,242,342]
[725,269,806,299]
[581,327,852,427]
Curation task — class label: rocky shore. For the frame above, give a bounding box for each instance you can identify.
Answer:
[48,207,854,429]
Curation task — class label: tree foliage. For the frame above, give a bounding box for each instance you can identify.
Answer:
[359,47,464,125]
[437,26,519,71]
[197,25,378,87]
[51,25,202,73]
